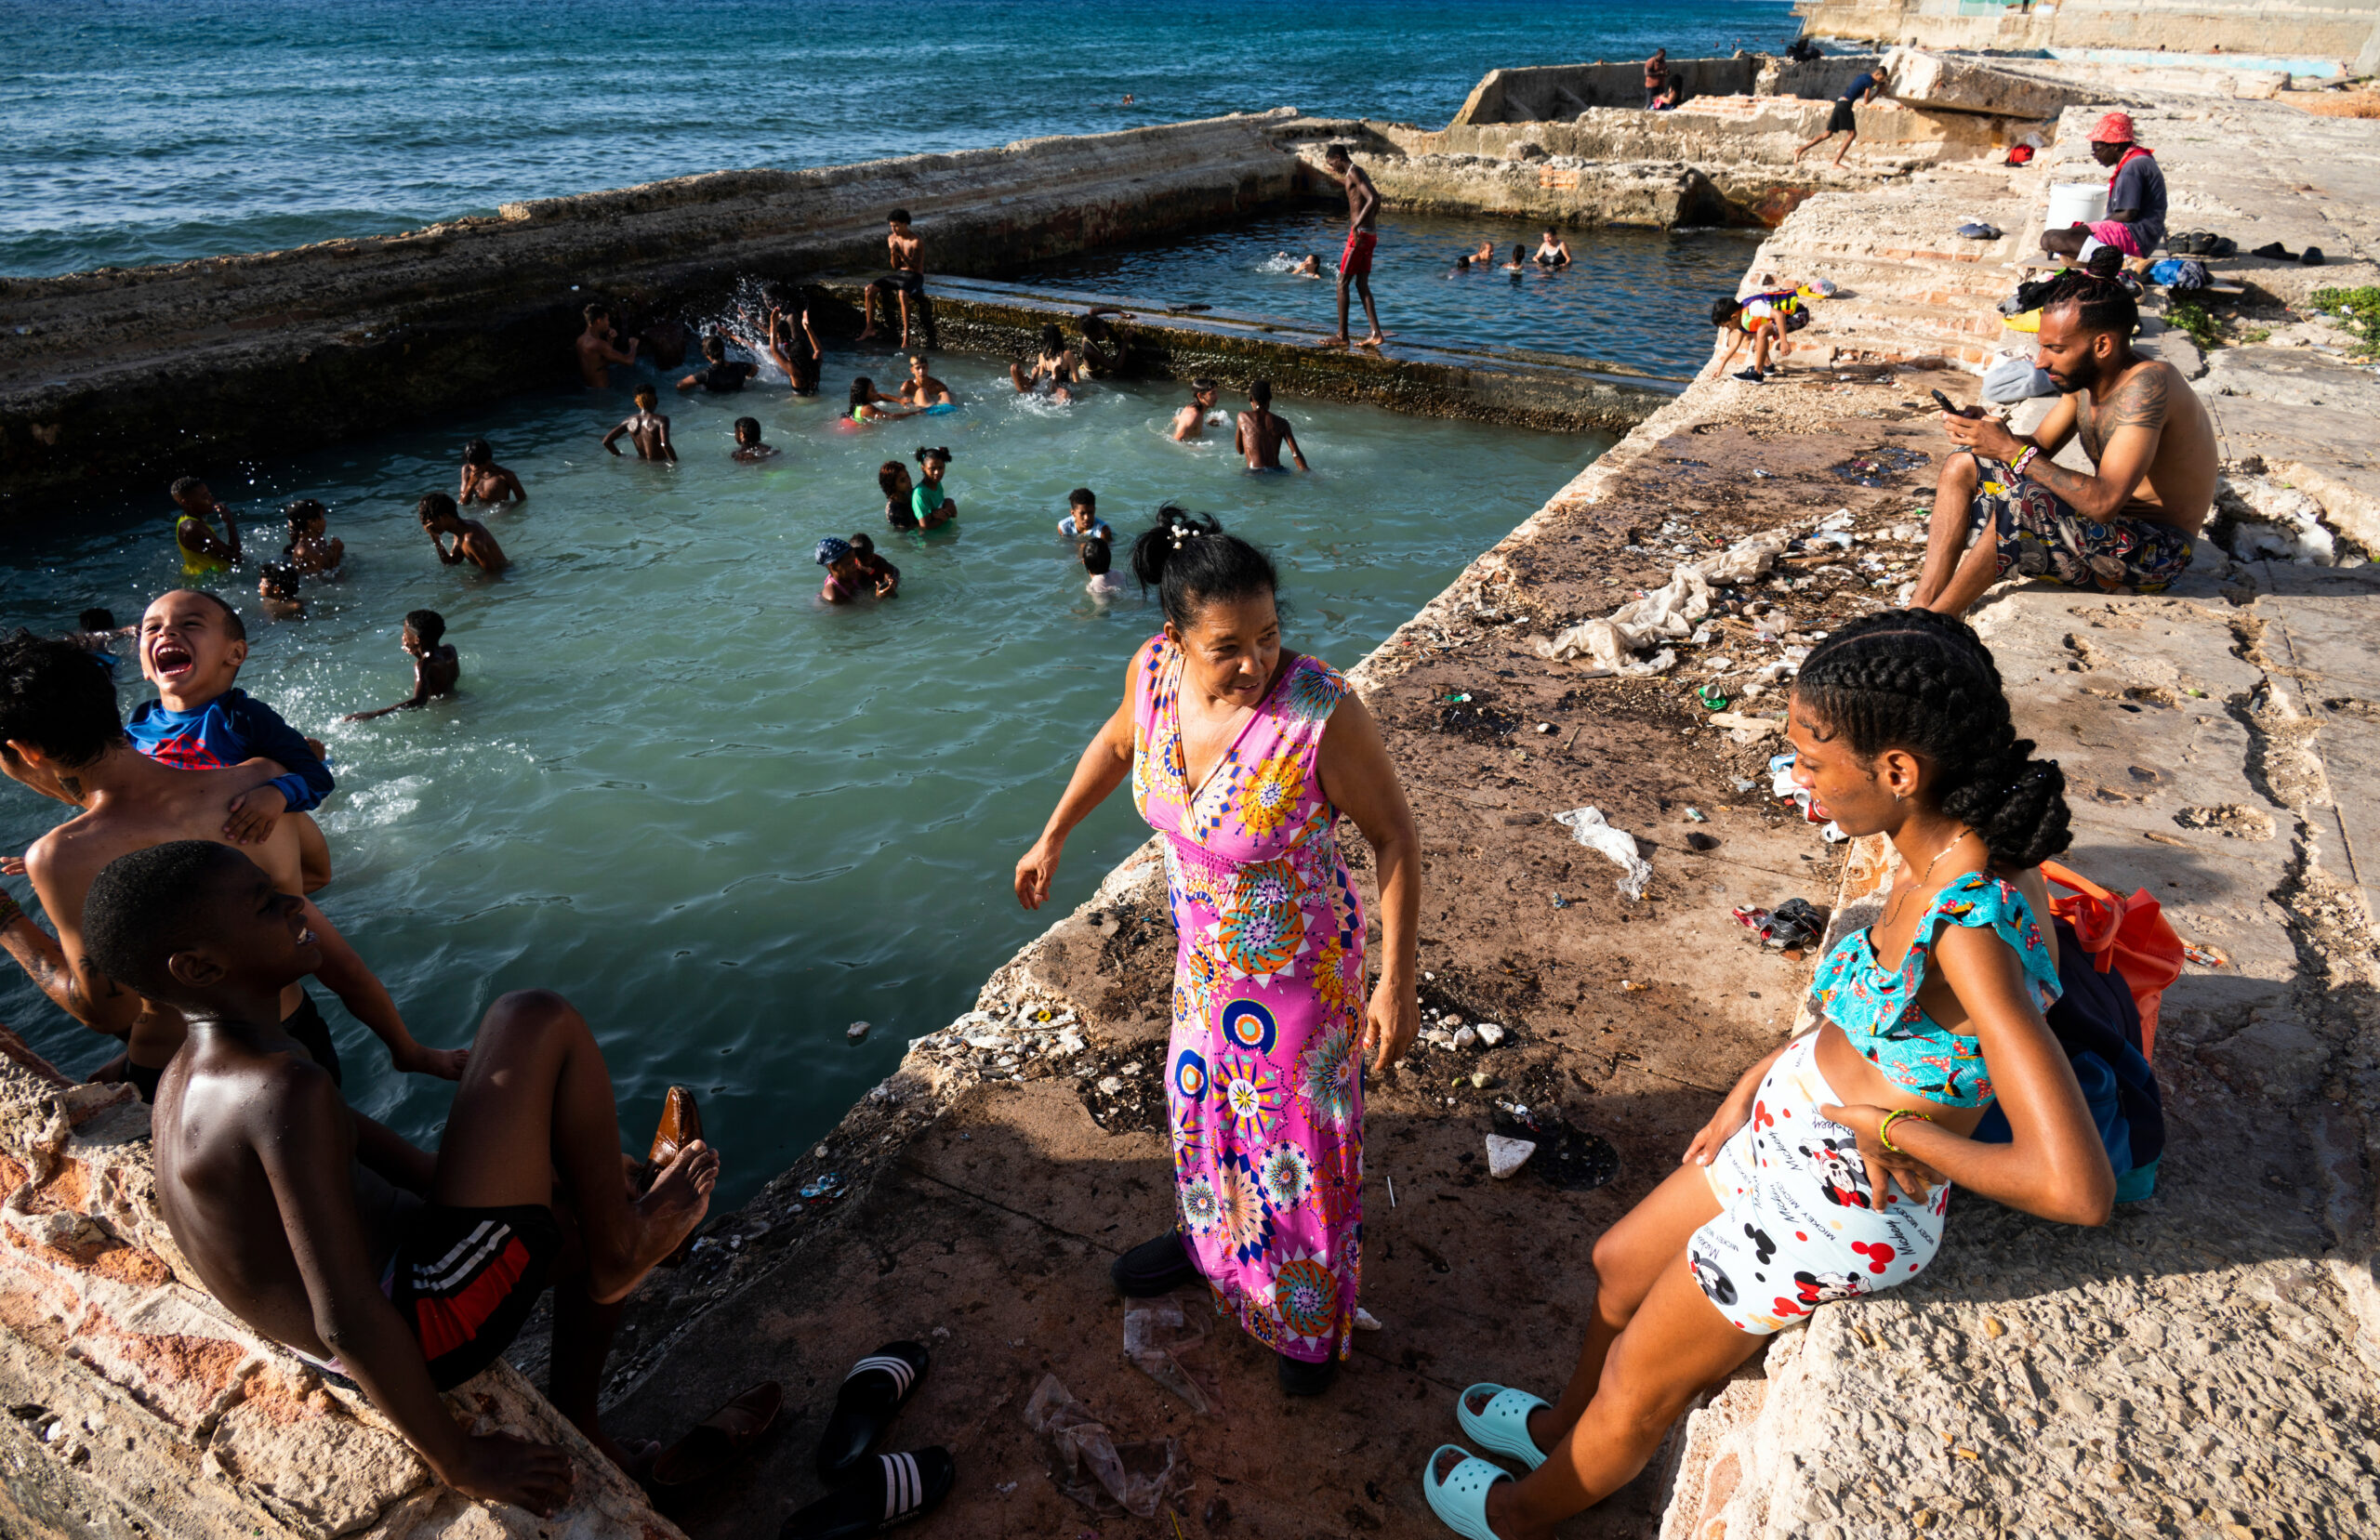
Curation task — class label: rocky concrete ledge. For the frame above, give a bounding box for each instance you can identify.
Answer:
[0,1030,678,1539]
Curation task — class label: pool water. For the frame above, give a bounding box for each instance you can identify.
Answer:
[0,352,1603,1204]
[1009,211,1766,376]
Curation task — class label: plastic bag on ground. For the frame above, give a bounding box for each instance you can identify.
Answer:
[1536,562,1716,673]
[1123,1296,1221,1415]
[1692,533,1789,586]
[1025,1374,1189,1518]
[1553,807,1652,900]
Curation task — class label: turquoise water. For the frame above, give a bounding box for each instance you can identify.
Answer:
[3,0,1799,277]
[0,357,1606,1201]
[1012,210,1766,375]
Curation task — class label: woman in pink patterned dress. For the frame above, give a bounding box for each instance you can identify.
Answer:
[1016,507,1420,1396]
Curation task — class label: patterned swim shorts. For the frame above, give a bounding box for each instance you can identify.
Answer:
[1965,454,2193,594]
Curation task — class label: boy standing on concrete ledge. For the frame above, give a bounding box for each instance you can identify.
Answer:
[1795,64,1884,167]
[1319,144,1385,350]
[86,839,716,1505]
[859,208,934,350]
[1915,269,2215,615]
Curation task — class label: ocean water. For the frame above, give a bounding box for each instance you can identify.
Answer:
[0,357,1606,1203]
[4,0,1799,278]
[1012,210,1765,375]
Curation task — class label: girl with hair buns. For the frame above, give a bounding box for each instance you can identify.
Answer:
[1424,609,2116,1540]
[1015,506,1421,1398]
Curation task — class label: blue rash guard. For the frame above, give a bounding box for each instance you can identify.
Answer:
[125,690,334,812]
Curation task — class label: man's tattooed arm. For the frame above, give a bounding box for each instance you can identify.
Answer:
[2029,365,2170,520]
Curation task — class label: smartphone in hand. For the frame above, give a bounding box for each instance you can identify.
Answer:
[1932,388,1981,419]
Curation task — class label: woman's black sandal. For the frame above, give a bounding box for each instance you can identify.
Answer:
[778,1448,955,1538]
[1111,1230,1201,1296]
[814,1342,930,1481]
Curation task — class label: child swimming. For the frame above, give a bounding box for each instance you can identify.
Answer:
[848,533,901,599]
[257,563,306,622]
[879,461,919,529]
[1008,323,1082,402]
[458,438,527,506]
[343,609,460,720]
[1503,244,1528,271]
[1058,489,1112,543]
[909,447,959,529]
[418,494,510,574]
[848,376,920,424]
[816,537,866,603]
[731,417,778,462]
[169,477,243,577]
[283,500,345,577]
[602,384,679,462]
[1080,536,1125,600]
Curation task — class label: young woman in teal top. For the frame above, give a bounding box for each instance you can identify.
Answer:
[1425,609,2117,1540]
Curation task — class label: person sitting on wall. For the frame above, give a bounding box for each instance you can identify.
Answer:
[1913,268,2215,615]
[1652,77,1686,111]
[858,208,934,350]
[1794,63,1885,167]
[85,838,720,1506]
[2039,113,2167,274]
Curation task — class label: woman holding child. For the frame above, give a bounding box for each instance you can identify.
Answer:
[1421,610,2117,1539]
[1016,508,1420,1396]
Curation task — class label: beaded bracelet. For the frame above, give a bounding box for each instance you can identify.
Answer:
[2010,443,2041,480]
[1878,1108,1935,1154]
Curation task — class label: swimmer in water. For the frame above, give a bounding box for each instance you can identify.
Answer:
[282,500,344,579]
[1235,378,1308,473]
[69,609,133,672]
[418,494,509,574]
[910,447,959,529]
[765,294,822,396]
[1536,229,1572,267]
[1081,536,1126,600]
[256,564,306,623]
[1503,244,1528,271]
[879,462,919,529]
[849,533,900,599]
[678,332,759,394]
[457,438,526,507]
[815,536,868,604]
[602,384,678,462]
[1172,379,1221,442]
[1009,323,1082,402]
[1293,253,1321,277]
[1473,239,1496,265]
[731,417,777,462]
[1058,489,1112,543]
[848,376,920,424]
[899,352,955,406]
[342,609,459,720]
[576,302,640,388]
[169,478,243,577]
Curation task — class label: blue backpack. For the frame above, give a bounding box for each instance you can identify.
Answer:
[1973,916,2164,1203]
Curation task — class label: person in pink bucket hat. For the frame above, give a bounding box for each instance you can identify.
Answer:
[2041,112,2166,270]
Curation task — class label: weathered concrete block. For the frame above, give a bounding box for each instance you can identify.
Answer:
[1882,46,2088,118]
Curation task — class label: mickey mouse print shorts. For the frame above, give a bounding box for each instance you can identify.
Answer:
[1685,1033,1951,1335]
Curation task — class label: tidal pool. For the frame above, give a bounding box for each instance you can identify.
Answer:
[0,350,1604,1203]
[1010,210,1765,375]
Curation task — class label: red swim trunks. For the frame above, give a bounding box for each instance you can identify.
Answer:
[1339,227,1377,278]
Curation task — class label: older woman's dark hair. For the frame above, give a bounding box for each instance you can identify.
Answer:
[0,629,126,770]
[1794,609,2070,870]
[1130,507,1277,630]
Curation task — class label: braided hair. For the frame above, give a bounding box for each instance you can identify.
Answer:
[1129,506,1277,630]
[1794,609,2071,870]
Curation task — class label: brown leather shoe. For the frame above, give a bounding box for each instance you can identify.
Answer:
[641,1086,704,1267]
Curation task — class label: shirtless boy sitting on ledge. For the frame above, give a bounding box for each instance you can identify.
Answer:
[85,840,717,1509]
[1915,267,2215,616]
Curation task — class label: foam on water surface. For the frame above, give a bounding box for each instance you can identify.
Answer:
[0,354,1602,1201]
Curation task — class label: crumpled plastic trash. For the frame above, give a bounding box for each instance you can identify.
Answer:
[1553,807,1652,900]
[1025,1374,1189,1519]
[1535,536,1787,674]
[1122,1296,1221,1415]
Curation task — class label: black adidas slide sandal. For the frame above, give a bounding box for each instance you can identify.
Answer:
[814,1342,929,1482]
[780,1448,955,1538]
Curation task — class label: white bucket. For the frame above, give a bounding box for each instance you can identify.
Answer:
[2045,181,2108,230]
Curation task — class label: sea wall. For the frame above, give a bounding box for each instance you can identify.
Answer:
[0,112,1316,515]
[1797,0,2380,72]
[1447,52,1888,125]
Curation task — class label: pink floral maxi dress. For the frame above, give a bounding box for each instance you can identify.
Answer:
[1130,636,1365,1363]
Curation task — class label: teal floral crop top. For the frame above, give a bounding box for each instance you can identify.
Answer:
[1810,871,2060,1109]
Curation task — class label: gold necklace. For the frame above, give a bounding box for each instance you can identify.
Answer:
[1884,829,1979,935]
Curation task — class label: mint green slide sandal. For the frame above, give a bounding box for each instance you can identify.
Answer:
[1422,1443,1512,1540]
[1456,1382,1549,1470]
